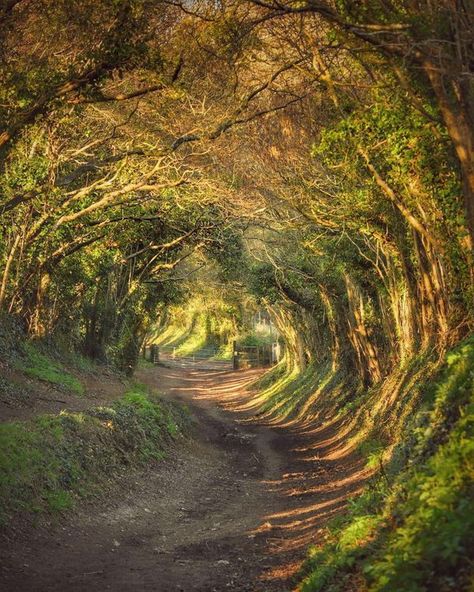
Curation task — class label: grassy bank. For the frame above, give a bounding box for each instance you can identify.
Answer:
[0,384,189,526]
[248,337,474,591]
[16,342,85,394]
[294,337,474,592]
[0,314,87,395]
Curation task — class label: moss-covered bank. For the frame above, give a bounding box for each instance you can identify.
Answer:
[292,337,474,592]
[0,385,189,526]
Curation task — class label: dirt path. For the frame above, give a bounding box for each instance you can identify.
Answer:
[0,365,372,591]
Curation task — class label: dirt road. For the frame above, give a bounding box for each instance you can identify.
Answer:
[0,365,371,591]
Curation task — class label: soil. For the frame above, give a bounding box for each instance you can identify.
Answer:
[0,363,372,591]
[0,363,127,423]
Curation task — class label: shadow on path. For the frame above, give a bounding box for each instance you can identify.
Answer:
[0,364,372,592]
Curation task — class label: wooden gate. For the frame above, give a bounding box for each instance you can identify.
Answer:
[232,342,280,370]
[143,344,232,370]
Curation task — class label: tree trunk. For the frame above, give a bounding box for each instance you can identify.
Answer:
[0,233,20,309]
[423,59,474,250]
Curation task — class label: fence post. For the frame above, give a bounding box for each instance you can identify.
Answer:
[151,344,159,364]
[233,340,238,370]
[271,341,281,364]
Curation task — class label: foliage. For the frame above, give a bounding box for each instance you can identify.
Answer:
[0,3,473,589]
[151,285,243,358]
[358,439,385,470]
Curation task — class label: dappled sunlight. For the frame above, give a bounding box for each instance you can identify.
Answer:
[293,416,346,439]
[263,495,356,523]
[301,435,362,463]
[284,466,372,498]
[259,561,303,583]
[289,370,341,423]
[141,357,467,592]
[1,3,471,591]
[250,494,358,558]
[294,426,350,452]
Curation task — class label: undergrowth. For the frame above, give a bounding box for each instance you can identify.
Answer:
[297,336,474,592]
[17,343,84,394]
[0,384,188,526]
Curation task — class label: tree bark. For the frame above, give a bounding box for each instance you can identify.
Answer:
[421,58,474,245]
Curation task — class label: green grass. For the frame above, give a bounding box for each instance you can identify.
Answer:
[212,342,233,360]
[44,490,74,512]
[0,385,189,525]
[137,357,156,369]
[358,438,385,470]
[249,359,351,421]
[69,353,98,373]
[298,336,474,592]
[18,343,84,394]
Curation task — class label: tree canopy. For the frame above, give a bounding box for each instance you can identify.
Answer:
[0,0,472,374]
[1,2,474,590]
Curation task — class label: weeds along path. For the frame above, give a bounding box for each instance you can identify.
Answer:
[1,365,371,592]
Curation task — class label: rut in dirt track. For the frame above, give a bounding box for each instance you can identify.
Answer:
[0,365,372,592]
